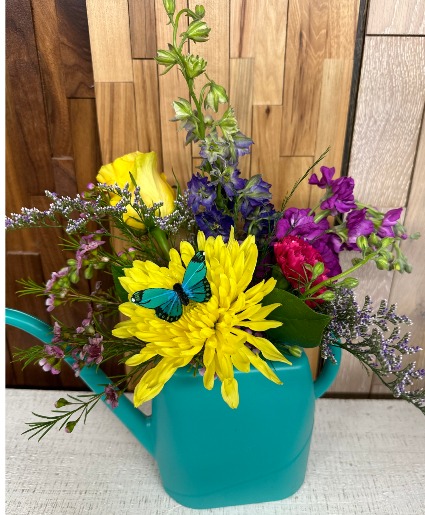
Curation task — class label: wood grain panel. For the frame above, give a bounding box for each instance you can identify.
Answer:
[349,37,425,207]
[252,105,282,204]
[326,0,360,58]
[279,156,313,210]
[189,0,229,93]
[69,98,102,192]
[230,0,255,58]
[156,0,193,185]
[95,83,139,165]
[6,0,54,194]
[32,0,72,156]
[371,114,425,395]
[367,0,425,35]
[133,60,163,171]
[310,58,353,208]
[229,58,253,178]
[252,0,287,105]
[52,158,78,196]
[279,0,328,155]
[86,0,133,82]
[129,0,157,58]
[55,0,95,98]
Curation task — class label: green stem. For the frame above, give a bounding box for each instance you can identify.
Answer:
[150,227,171,261]
[304,250,380,296]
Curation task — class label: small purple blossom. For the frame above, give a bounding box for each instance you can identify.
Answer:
[45,294,56,312]
[75,234,105,272]
[45,267,70,293]
[81,334,104,365]
[104,385,119,409]
[51,322,62,343]
[345,208,374,250]
[219,168,246,199]
[44,344,65,359]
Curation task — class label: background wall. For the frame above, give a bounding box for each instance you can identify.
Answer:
[6,0,425,395]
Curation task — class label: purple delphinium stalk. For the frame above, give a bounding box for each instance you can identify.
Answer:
[195,207,234,240]
[187,174,217,212]
[240,175,273,218]
[344,208,375,250]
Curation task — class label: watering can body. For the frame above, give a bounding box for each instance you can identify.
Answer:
[6,308,341,509]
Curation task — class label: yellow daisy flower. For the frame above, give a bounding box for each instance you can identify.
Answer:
[113,229,291,409]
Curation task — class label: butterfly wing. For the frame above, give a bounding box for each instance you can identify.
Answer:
[182,251,212,303]
[131,288,183,322]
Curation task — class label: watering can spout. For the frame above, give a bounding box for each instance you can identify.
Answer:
[5,308,154,456]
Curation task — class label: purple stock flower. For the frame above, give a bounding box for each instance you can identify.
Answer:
[320,176,356,215]
[345,208,374,250]
[195,207,233,240]
[187,174,217,212]
[377,208,403,238]
[309,166,335,188]
[276,208,329,241]
[104,385,119,409]
[309,167,356,215]
[310,234,342,277]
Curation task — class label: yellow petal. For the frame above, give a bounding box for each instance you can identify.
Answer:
[221,378,239,408]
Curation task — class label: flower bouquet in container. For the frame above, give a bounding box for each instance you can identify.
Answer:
[5,0,425,509]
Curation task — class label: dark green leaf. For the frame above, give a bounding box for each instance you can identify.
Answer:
[263,288,331,348]
[111,264,130,303]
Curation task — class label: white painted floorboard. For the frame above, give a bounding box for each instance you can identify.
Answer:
[6,390,425,515]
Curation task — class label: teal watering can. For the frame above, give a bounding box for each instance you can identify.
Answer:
[6,308,341,509]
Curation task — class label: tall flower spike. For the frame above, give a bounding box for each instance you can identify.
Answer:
[113,229,291,409]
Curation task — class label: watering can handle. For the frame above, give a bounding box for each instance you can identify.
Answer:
[5,308,154,455]
[313,345,341,399]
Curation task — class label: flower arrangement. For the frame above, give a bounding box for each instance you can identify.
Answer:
[6,1,424,440]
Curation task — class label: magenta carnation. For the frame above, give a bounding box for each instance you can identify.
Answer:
[274,235,329,305]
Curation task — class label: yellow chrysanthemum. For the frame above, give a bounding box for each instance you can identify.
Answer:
[113,229,291,409]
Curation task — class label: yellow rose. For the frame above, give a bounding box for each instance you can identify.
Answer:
[96,151,175,229]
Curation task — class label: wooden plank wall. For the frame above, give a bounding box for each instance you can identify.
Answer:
[5,0,111,388]
[329,0,425,395]
[86,0,361,380]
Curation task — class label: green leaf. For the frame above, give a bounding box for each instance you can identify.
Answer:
[263,288,331,348]
[111,264,130,303]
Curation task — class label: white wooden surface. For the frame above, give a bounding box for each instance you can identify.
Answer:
[6,390,425,515]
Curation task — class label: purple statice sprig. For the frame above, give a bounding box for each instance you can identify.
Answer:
[5,187,131,234]
[321,288,425,414]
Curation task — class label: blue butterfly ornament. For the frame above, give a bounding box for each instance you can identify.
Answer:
[131,251,211,322]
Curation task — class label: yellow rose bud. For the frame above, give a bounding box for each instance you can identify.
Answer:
[96,151,175,229]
